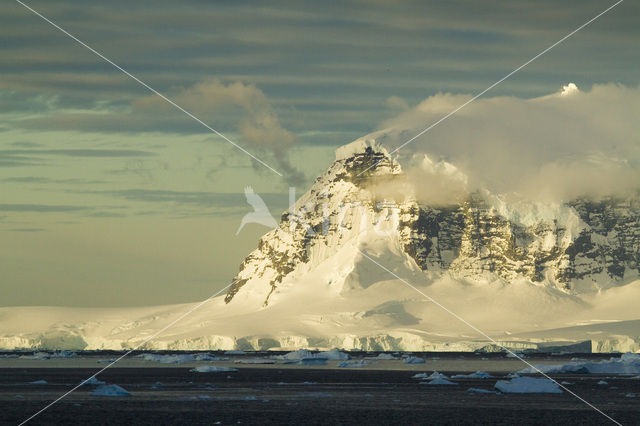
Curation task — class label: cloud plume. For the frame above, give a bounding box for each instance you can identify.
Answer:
[134,79,305,184]
[376,83,640,203]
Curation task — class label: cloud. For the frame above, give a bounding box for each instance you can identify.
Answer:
[0,148,156,158]
[0,90,58,113]
[405,154,469,205]
[0,204,90,212]
[14,79,304,184]
[375,83,640,203]
[0,159,43,167]
[10,141,43,148]
[1,176,106,185]
[142,79,304,184]
[386,95,410,111]
[0,147,155,170]
[7,227,45,232]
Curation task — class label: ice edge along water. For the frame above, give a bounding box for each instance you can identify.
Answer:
[1,134,639,352]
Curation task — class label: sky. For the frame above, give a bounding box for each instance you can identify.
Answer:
[1,0,638,307]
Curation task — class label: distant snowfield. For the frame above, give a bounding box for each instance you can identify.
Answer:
[1,239,638,352]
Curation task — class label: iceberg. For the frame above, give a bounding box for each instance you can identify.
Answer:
[91,384,131,397]
[520,353,640,375]
[191,366,238,373]
[451,371,493,379]
[404,357,426,364]
[494,377,562,394]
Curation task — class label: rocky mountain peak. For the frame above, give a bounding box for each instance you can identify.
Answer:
[225,140,640,306]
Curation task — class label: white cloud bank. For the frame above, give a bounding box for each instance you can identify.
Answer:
[376,83,640,203]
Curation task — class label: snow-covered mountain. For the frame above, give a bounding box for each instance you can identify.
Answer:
[225,137,640,307]
[1,137,639,352]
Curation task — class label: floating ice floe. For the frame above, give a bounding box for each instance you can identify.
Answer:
[234,358,275,364]
[191,366,238,373]
[467,387,495,393]
[51,350,77,358]
[373,353,397,360]
[421,378,457,385]
[404,357,426,364]
[597,380,608,385]
[20,351,77,360]
[274,349,349,361]
[337,360,367,368]
[298,358,327,366]
[274,350,313,360]
[137,353,228,364]
[83,376,106,385]
[195,353,229,361]
[319,349,350,360]
[91,384,131,397]
[451,371,493,379]
[520,353,640,375]
[28,379,47,385]
[138,353,193,364]
[413,371,447,380]
[626,393,636,398]
[494,377,562,394]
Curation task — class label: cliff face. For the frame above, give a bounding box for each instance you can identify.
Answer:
[400,196,640,287]
[226,141,640,306]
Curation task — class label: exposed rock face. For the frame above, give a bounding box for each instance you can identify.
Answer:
[226,143,640,305]
[560,198,640,281]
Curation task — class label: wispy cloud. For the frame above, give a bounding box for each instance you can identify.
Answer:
[0,203,90,212]
[11,79,305,184]
[1,176,107,185]
[0,148,156,157]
